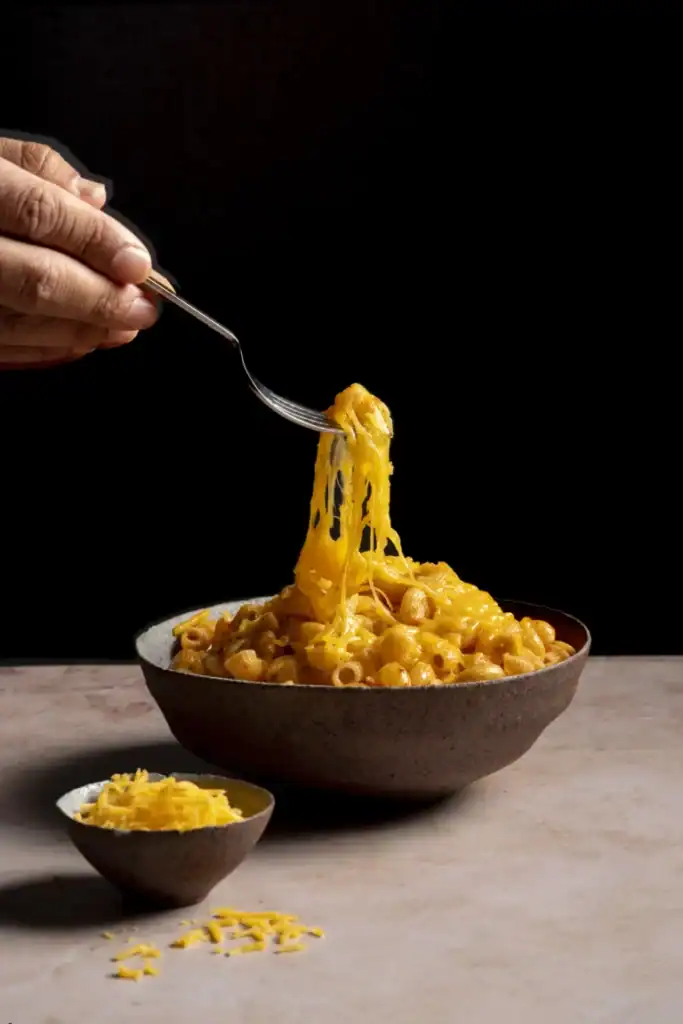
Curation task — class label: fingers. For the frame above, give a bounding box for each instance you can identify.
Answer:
[0,234,158,329]
[0,138,156,356]
[0,155,151,284]
[99,329,139,348]
[0,344,86,367]
[0,310,139,367]
[0,332,136,366]
[0,307,140,352]
[0,138,107,209]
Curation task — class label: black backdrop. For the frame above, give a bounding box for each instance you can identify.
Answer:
[0,4,678,659]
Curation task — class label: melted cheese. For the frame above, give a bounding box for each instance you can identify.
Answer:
[172,383,575,685]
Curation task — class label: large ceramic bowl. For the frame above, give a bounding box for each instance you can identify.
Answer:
[137,599,591,799]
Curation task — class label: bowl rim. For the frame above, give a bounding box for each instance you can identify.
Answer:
[135,597,592,692]
[57,771,275,836]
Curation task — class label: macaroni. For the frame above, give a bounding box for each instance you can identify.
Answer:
[172,384,575,686]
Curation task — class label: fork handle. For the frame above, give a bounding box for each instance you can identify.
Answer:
[144,268,176,294]
[142,270,240,350]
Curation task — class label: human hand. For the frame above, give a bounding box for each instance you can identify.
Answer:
[0,137,159,368]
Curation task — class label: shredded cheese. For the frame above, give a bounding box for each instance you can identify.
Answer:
[226,941,266,956]
[171,929,208,949]
[172,908,324,958]
[107,907,324,978]
[74,769,243,831]
[116,964,143,981]
[113,943,162,962]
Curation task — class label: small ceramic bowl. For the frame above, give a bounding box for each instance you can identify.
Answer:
[57,773,274,908]
[137,599,591,799]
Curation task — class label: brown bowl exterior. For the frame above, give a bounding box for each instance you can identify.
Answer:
[137,600,591,799]
[57,773,274,908]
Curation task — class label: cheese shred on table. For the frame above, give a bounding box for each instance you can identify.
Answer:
[109,908,324,979]
[116,965,143,981]
[173,909,325,958]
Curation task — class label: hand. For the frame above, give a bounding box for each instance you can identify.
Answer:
[0,137,159,368]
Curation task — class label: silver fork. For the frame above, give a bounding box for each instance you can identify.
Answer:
[143,270,342,435]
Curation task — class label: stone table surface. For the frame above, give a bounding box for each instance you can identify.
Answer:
[0,658,681,1024]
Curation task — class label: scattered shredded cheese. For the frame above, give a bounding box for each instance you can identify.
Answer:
[74,769,243,831]
[132,944,161,959]
[107,907,324,979]
[171,928,207,949]
[116,965,143,981]
[113,943,162,962]
[170,908,323,958]
[227,941,267,956]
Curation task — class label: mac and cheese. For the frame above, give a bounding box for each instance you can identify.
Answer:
[172,384,575,686]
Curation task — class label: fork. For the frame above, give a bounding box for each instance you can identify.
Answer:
[142,270,342,435]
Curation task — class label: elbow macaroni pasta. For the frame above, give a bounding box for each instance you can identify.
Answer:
[172,384,575,687]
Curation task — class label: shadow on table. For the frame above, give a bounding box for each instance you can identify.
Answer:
[0,738,481,844]
[0,873,160,931]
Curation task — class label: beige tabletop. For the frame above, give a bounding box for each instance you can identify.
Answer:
[0,657,681,1024]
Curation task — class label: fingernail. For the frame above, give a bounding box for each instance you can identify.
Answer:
[111,244,152,284]
[78,178,107,206]
[123,297,158,329]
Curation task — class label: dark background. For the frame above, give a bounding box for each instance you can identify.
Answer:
[0,3,677,659]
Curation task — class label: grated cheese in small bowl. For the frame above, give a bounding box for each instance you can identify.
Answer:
[73,770,244,832]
